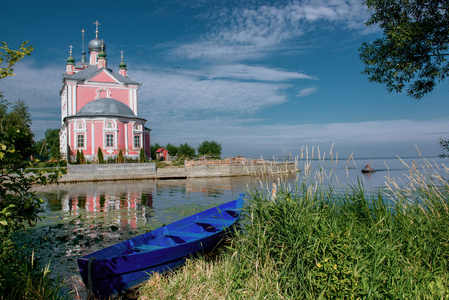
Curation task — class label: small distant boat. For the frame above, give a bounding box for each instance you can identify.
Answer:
[361,164,376,173]
[77,194,244,298]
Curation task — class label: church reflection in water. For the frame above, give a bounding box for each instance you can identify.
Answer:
[57,182,156,229]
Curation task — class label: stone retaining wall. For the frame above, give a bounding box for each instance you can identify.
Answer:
[61,161,298,183]
[67,163,157,175]
[186,162,297,177]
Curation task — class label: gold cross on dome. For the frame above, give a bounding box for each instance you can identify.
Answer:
[94,20,101,37]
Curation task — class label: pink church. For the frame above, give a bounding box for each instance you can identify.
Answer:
[59,22,151,162]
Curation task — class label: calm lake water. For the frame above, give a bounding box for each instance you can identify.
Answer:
[17,155,443,295]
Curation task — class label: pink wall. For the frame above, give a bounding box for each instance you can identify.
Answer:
[117,123,126,151]
[94,120,103,154]
[76,84,133,112]
[85,120,92,155]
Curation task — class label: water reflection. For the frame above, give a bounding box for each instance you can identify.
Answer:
[21,156,441,297]
[63,192,150,229]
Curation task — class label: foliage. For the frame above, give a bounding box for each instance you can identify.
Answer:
[0,237,66,299]
[140,161,449,299]
[80,150,85,164]
[197,140,222,157]
[97,147,104,164]
[439,138,449,158]
[75,149,86,164]
[117,149,124,163]
[172,160,185,167]
[165,143,178,156]
[0,132,62,296]
[0,98,35,160]
[0,41,33,79]
[155,160,169,168]
[150,143,162,160]
[359,0,449,99]
[0,41,63,298]
[178,143,196,158]
[139,147,147,162]
[35,129,60,160]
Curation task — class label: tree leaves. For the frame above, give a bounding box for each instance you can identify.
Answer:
[0,41,33,79]
[360,0,449,99]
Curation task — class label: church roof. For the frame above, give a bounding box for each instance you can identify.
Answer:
[66,98,146,121]
[63,65,138,84]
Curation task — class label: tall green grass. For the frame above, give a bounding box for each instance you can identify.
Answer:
[139,154,449,299]
[0,237,66,299]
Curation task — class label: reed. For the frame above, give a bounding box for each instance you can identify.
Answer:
[138,152,449,299]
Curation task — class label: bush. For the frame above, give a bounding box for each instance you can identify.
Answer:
[97,147,104,164]
[117,149,124,163]
[139,148,147,163]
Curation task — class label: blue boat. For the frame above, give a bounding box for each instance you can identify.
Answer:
[77,194,244,298]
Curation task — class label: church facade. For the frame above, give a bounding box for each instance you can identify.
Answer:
[59,22,150,161]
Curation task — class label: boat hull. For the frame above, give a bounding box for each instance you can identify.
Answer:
[77,195,244,298]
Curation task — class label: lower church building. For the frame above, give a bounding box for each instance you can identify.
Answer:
[59,21,150,161]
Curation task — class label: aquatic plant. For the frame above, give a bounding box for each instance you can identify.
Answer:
[138,150,449,299]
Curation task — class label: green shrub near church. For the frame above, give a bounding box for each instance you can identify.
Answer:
[97,147,104,164]
[139,148,147,163]
[117,149,124,163]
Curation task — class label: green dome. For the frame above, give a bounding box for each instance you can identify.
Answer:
[98,50,106,59]
[119,61,127,69]
[66,56,75,64]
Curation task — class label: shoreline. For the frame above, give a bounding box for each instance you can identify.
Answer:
[58,161,299,183]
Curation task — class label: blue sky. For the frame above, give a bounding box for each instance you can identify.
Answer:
[1,0,448,158]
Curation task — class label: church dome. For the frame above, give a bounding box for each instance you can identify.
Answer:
[66,55,75,64]
[75,98,139,119]
[88,38,106,53]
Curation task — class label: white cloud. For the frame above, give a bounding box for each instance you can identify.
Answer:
[0,61,62,139]
[171,0,371,61]
[133,68,291,120]
[0,61,61,111]
[297,87,318,98]
[201,64,316,81]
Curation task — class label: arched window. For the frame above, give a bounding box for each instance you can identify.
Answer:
[106,121,114,128]
[77,122,84,129]
[134,123,140,130]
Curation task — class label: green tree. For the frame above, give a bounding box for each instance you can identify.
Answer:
[80,150,86,164]
[139,147,147,162]
[0,41,63,298]
[166,143,178,156]
[359,0,449,100]
[178,143,196,158]
[117,149,124,163]
[150,143,162,160]
[97,147,104,164]
[0,99,35,161]
[76,149,82,164]
[35,129,59,160]
[197,140,222,157]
